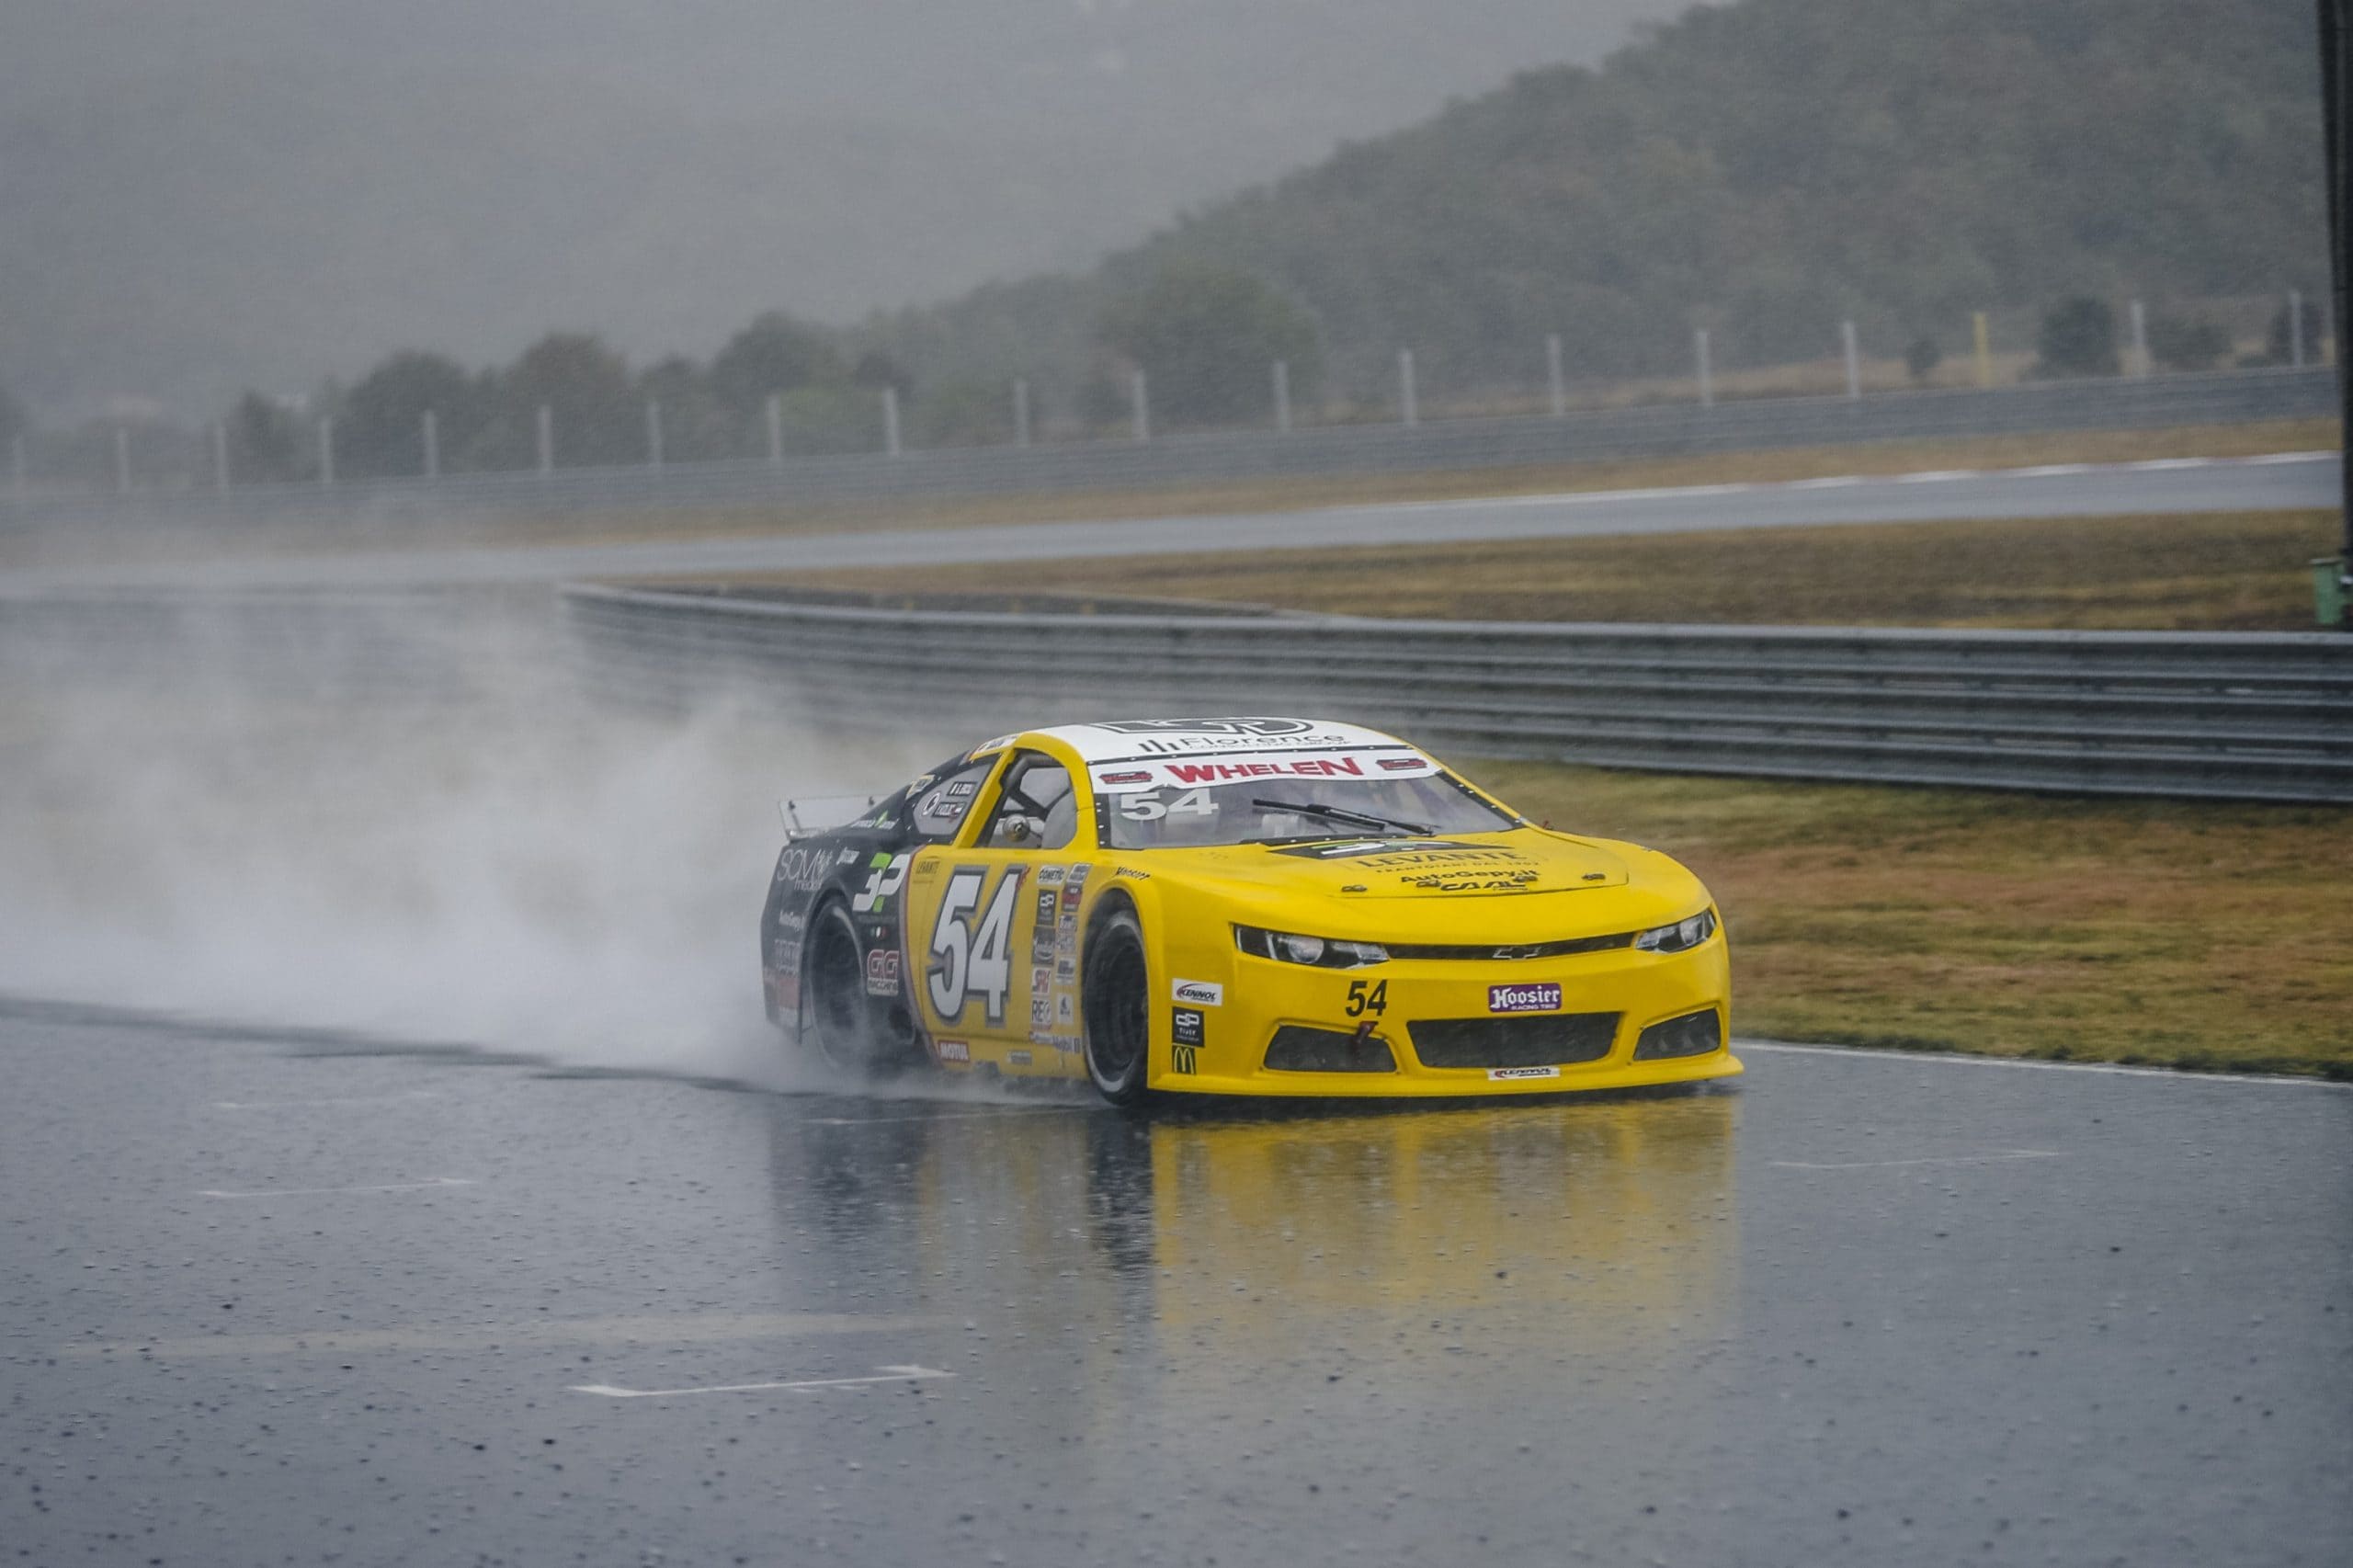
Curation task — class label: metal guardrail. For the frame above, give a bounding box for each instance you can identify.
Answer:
[564,585,2353,804]
[8,365,2338,532]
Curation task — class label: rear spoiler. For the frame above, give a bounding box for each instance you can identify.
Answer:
[780,794,880,841]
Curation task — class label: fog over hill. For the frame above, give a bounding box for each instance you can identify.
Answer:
[0,0,1677,415]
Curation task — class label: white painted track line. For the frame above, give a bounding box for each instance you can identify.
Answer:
[1769,1150,2064,1171]
[196,1176,475,1199]
[572,1365,955,1399]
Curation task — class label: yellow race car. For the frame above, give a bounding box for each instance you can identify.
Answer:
[759,719,1739,1104]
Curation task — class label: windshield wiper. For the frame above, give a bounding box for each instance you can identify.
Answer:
[1250,797,1434,836]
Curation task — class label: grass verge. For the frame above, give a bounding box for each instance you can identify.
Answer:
[768,508,2343,631]
[1464,761,2351,1078]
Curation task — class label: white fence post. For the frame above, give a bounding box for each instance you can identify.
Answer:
[1013,379,1031,448]
[317,417,335,488]
[765,393,784,466]
[882,387,902,457]
[1695,328,1714,408]
[2290,289,2306,369]
[211,421,230,494]
[1841,320,1861,400]
[646,399,665,470]
[1546,334,1565,417]
[537,405,554,475]
[422,410,439,479]
[1131,369,1150,443]
[2129,301,2150,378]
[1398,349,1418,427]
[1272,360,1291,433]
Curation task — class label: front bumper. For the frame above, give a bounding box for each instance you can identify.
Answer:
[1152,937,1738,1097]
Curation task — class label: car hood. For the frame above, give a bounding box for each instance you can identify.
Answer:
[1129,829,1641,900]
[1122,830,1711,947]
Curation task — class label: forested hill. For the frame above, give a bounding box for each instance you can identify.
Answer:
[868,0,2330,406]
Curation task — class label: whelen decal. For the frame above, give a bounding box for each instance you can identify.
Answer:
[1488,982,1563,1014]
[1092,751,1438,793]
[1488,1065,1561,1082]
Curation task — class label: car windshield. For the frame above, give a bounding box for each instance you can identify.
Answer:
[1101,773,1517,849]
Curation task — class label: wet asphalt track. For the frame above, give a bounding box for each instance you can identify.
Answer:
[1,451,2336,593]
[4,1003,2347,1568]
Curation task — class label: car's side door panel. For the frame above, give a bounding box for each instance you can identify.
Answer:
[904,849,1097,1079]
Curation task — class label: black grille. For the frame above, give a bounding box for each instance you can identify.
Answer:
[1382,933,1635,961]
[1408,1013,1620,1069]
[1264,1026,1397,1073]
[1633,1009,1722,1060]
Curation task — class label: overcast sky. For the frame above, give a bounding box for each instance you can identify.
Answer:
[2,0,1688,415]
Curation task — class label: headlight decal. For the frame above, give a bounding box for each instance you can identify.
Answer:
[1632,908,1718,954]
[1233,925,1390,970]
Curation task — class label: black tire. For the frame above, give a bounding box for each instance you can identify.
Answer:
[805,901,892,1076]
[1081,905,1153,1107]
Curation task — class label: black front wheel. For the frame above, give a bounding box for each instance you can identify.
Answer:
[1081,906,1153,1108]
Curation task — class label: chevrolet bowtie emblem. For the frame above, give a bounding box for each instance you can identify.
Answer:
[1492,945,1540,960]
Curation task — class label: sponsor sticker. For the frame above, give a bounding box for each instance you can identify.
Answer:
[1093,751,1438,792]
[864,949,903,996]
[1037,864,1068,887]
[1488,1065,1561,1081]
[1489,982,1563,1014]
[1091,719,1317,738]
[1054,954,1076,983]
[1115,866,1152,880]
[1172,1007,1205,1047]
[1053,993,1075,1027]
[935,1039,971,1063]
[1006,1050,1033,1067]
[1060,884,1083,912]
[776,845,837,892]
[1172,979,1224,1007]
[1030,966,1052,994]
[947,779,978,798]
[1411,873,1541,893]
[1030,997,1053,1028]
[1272,839,1482,861]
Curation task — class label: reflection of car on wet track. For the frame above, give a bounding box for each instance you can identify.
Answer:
[760,718,1739,1105]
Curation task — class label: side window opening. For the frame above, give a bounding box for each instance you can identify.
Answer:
[982,754,1077,850]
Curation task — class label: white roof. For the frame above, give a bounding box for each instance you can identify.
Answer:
[1029,718,1415,765]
